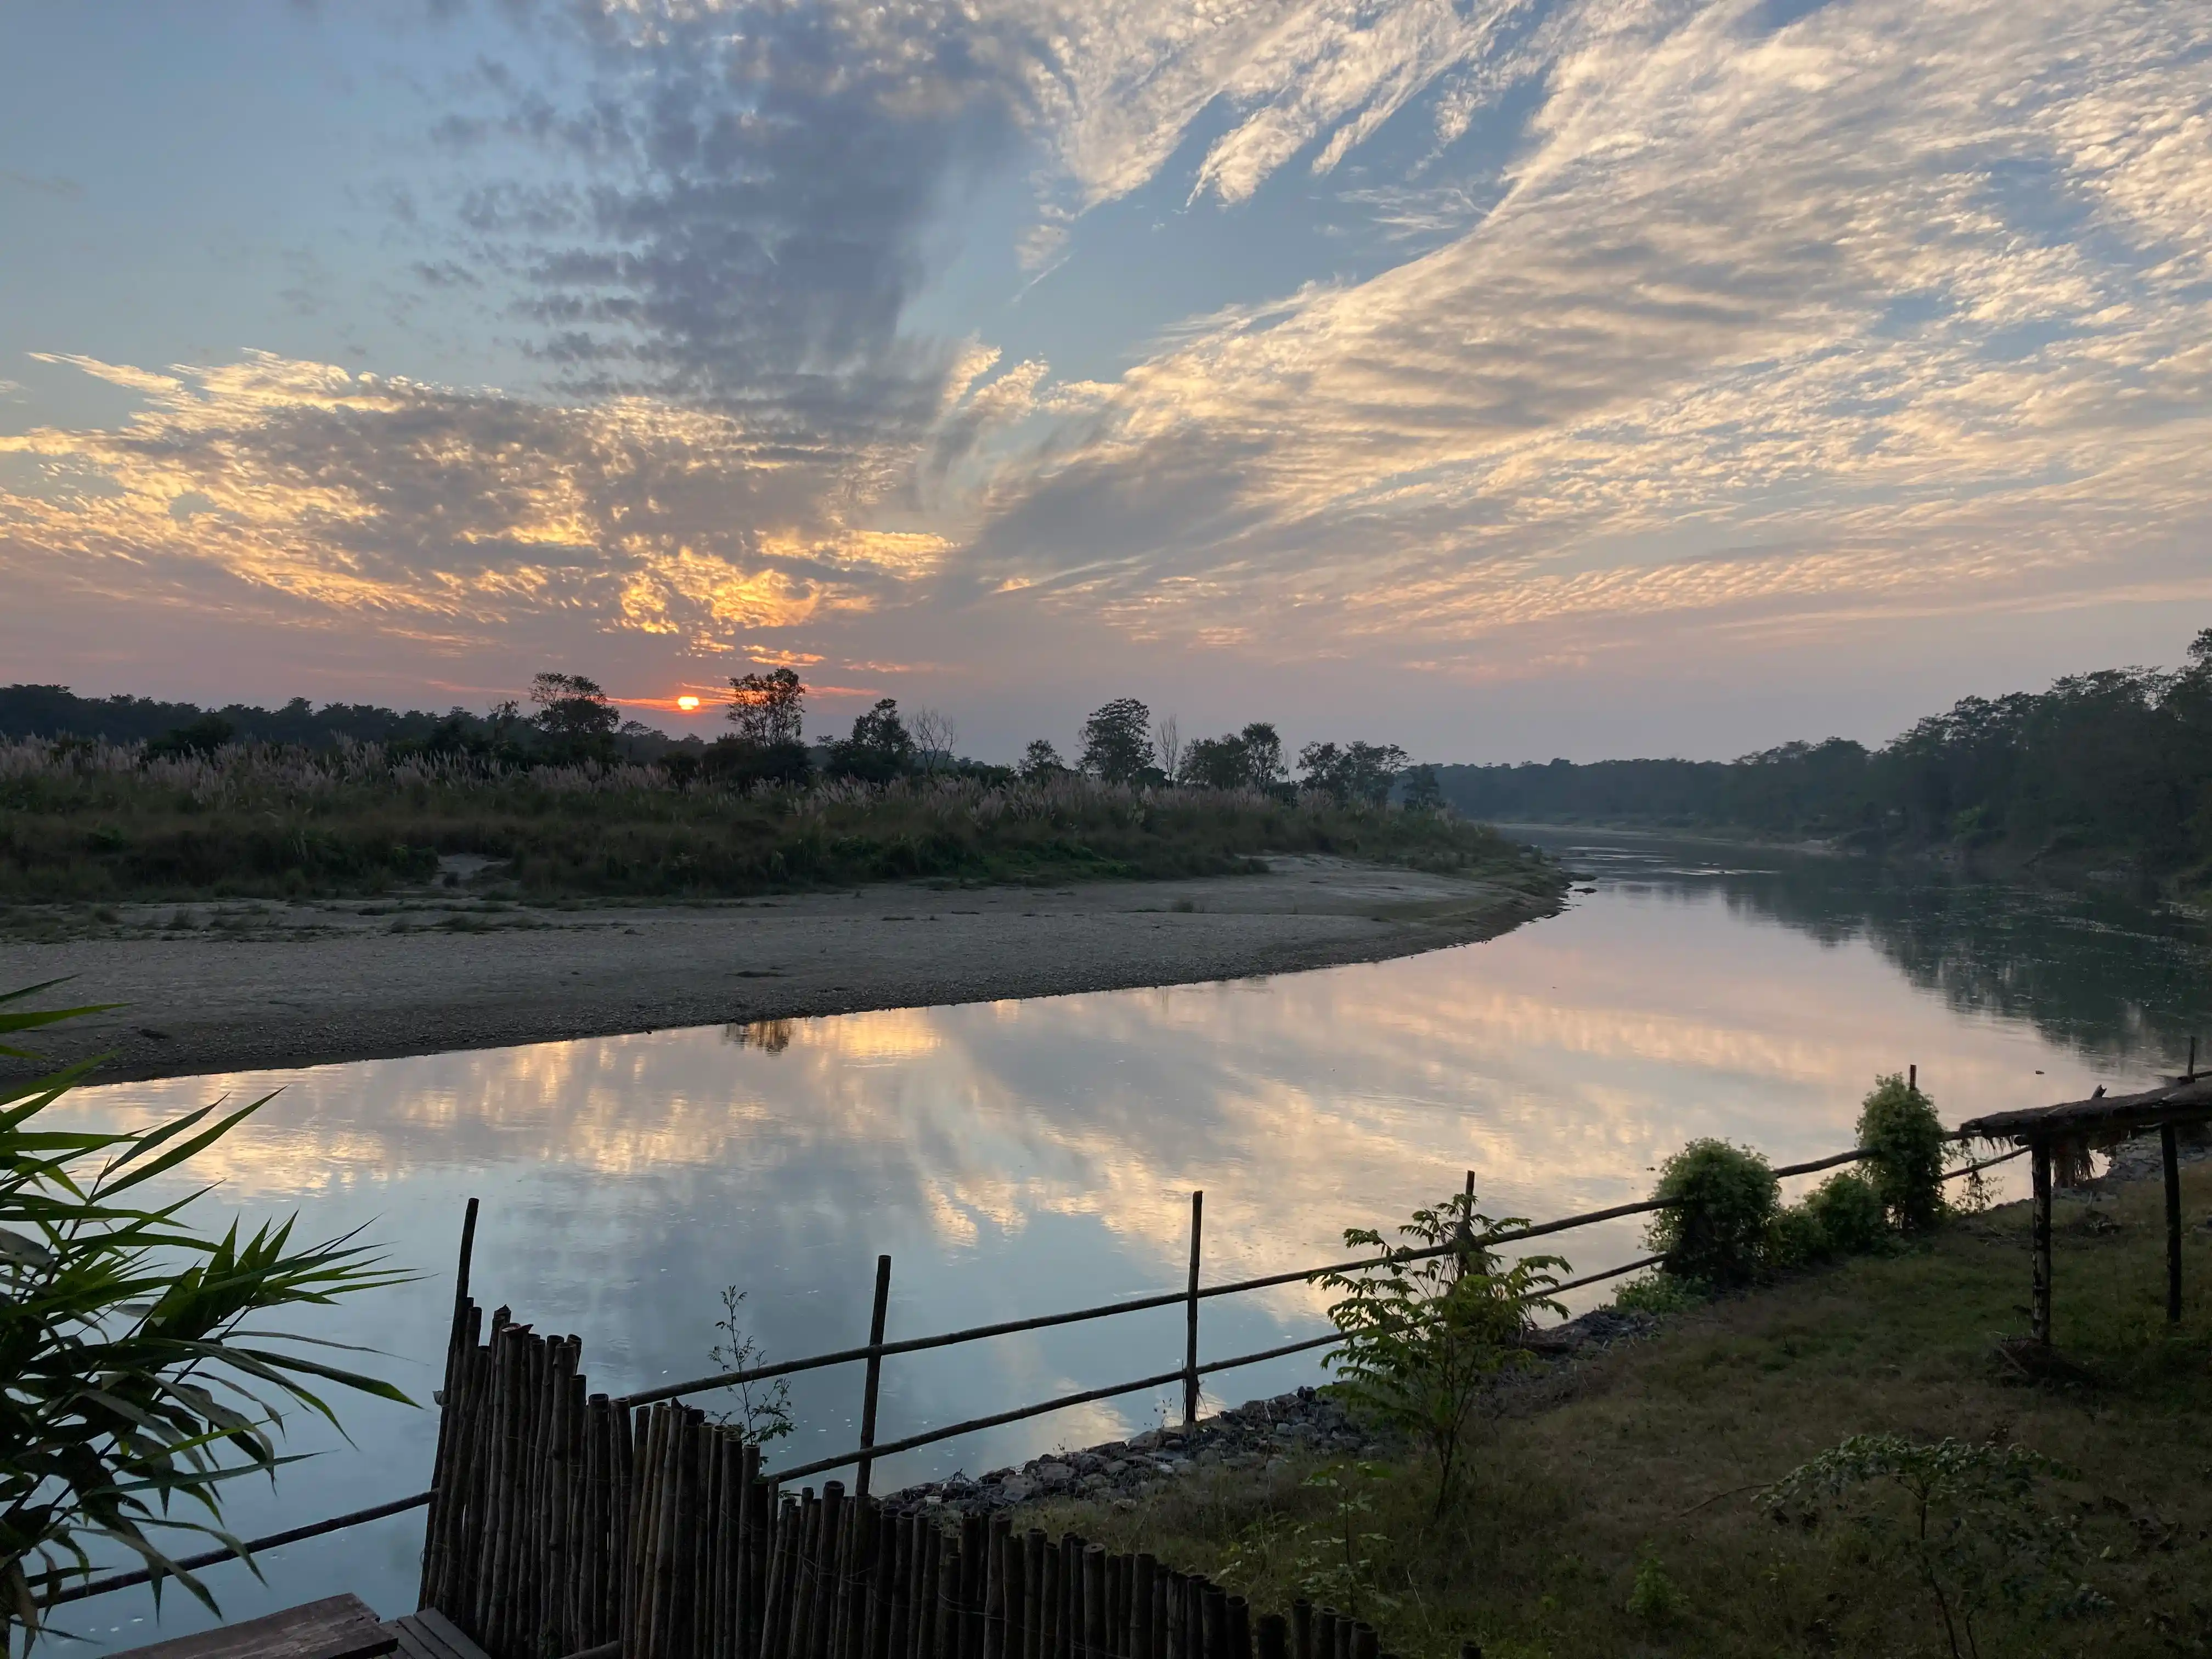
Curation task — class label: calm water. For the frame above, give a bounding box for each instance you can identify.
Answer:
[49,832,2210,1650]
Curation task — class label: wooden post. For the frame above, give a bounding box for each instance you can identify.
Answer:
[2164,1121,2183,1324]
[1908,1064,1916,1093]
[2032,1137,2053,1346]
[1184,1193,1203,1431]
[857,1255,893,1498]
[1255,1615,1286,1659]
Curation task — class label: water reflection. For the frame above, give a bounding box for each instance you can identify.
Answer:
[49,833,2208,1650]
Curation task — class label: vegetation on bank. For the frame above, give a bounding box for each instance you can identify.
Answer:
[1035,1163,2212,1658]
[0,739,1547,902]
[1435,626,2212,893]
[0,670,1505,902]
[1008,1076,2210,1658]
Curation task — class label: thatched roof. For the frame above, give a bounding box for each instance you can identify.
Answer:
[1960,1075,2212,1145]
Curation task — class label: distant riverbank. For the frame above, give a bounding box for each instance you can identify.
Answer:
[0,855,1564,1084]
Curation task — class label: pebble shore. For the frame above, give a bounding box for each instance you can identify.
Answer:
[877,1306,1652,1519]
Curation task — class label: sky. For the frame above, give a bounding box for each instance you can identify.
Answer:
[2,0,2208,763]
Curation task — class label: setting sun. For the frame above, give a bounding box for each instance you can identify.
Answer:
[676,695,701,712]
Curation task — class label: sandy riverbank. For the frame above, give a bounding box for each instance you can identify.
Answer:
[0,856,1562,1084]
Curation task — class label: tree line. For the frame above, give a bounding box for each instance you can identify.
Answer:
[1,673,1445,808]
[1436,627,2212,879]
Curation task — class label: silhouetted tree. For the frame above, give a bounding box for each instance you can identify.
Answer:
[1079,698,1153,783]
[1402,765,1445,812]
[1019,738,1065,780]
[1300,740,1408,805]
[727,669,806,746]
[828,698,914,782]
[1182,722,1287,791]
[529,672,620,757]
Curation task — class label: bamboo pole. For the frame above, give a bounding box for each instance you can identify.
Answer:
[1183,1193,1204,1429]
[2164,1121,2184,1323]
[1289,1603,1310,1659]
[2032,1137,2053,1345]
[1130,1557,1155,1659]
[1255,1615,1286,1659]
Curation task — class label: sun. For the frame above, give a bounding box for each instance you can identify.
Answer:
[676,695,702,712]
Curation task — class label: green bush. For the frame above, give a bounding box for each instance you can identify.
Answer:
[1807,1169,1892,1255]
[1646,1139,1779,1286]
[1612,1271,1709,1314]
[1858,1074,1948,1232]
[1764,1201,1830,1271]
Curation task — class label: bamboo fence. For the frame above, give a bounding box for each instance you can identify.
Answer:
[419,1301,1394,1659]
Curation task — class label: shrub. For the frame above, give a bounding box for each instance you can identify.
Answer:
[1645,1139,1779,1286]
[1317,1190,1567,1514]
[1626,1553,1684,1628]
[1807,1169,1891,1255]
[1764,1200,1830,1271]
[1858,1073,1948,1232]
[1762,1435,2107,1659]
[1612,1271,1709,1314]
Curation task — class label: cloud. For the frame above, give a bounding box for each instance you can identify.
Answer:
[0,351,960,647]
[960,0,2212,653]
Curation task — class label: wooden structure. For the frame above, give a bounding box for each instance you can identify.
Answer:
[111,1595,399,1659]
[419,1299,1393,1659]
[1962,1068,2210,1346]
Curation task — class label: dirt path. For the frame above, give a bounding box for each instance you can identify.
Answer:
[1,856,1562,1083]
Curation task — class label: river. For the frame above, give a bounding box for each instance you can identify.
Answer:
[47,831,2210,1650]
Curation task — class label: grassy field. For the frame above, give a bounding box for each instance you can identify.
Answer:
[0,739,1554,901]
[1029,1169,2212,1658]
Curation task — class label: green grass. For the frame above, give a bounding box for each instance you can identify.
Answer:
[0,739,1556,902]
[1029,1170,2212,1658]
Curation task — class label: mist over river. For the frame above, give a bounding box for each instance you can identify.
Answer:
[49,832,2209,1651]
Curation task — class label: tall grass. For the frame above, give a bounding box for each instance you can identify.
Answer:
[0,738,1554,901]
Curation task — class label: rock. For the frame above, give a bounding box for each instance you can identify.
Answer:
[1034,1461,1074,1489]
[1127,1429,1163,1452]
[997,1476,1034,1503]
[1103,1460,1127,1476]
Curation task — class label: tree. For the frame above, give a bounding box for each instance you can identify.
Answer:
[0,984,411,1646]
[1153,715,1183,783]
[1182,723,1286,791]
[1299,740,1408,806]
[1018,738,1065,781]
[1316,1189,1565,1514]
[1402,765,1445,812]
[529,673,620,753]
[1079,698,1153,783]
[726,669,805,747]
[910,707,958,775]
[827,698,913,782]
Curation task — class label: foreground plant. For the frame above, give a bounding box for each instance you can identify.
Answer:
[1316,1190,1565,1514]
[0,981,412,1648]
[1761,1434,2106,1659]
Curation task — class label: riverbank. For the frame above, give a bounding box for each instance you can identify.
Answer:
[1005,1167,2212,1658]
[0,854,1564,1084]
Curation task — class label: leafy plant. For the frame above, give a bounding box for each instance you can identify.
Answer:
[1762,1435,2107,1659]
[1858,1074,1948,1232]
[706,1286,793,1444]
[1624,1551,1683,1628]
[1217,1463,1402,1620]
[1316,1190,1566,1514]
[1804,1170,1891,1256]
[1645,1140,1778,1286]
[1611,1272,1708,1315]
[0,981,412,1647]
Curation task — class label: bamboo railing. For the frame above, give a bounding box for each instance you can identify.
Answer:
[419,1301,1383,1659]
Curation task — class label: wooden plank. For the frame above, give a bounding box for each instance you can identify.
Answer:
[111,1595,397,1659]
[384,1624,439,1659]
[414,1607,495,1659]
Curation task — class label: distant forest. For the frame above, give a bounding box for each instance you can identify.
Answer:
[1436,629,2212,882]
